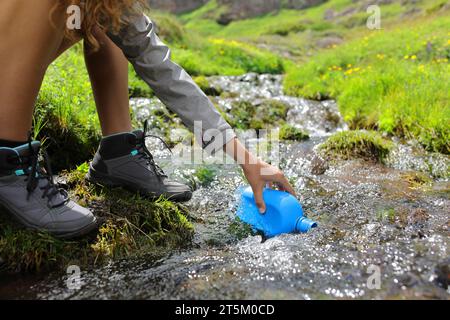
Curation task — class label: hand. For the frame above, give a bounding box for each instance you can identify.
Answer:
[224,137,296,214]
[242,159,296,214]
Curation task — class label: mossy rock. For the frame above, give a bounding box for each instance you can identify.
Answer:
[227,217,254,240]
[319,130,394,162]
[228,99,290,130]
[279,124,309,141]
[0,164,193,274]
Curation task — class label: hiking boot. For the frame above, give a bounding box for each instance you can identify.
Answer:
[0,141,97,238]
[86,128,193,202]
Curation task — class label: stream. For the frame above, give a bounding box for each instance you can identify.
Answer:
[1,74,449,300]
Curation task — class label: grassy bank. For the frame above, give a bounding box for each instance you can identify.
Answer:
[284,14,450,154]
[182,0,450,154]
[0,164,193,273]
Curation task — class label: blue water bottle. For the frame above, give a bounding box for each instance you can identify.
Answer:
[236,186,317,237]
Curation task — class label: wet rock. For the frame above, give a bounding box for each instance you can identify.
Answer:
[408,208,430,225]
[316,36,344,49]
[397,272,422,288]
[386,142,450,179]
[216,0,326,23]
[286,99,348,136]
[147,0,208,14]
[310,155,329,175]
[434,259,450,290]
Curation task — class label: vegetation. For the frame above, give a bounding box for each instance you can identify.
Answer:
[279,124,310,141]
[2,0,449,274]
[284,15,450,154]
[182,0,450,154]
[318,130,394,162]
[0,163,193,273]
[224,99,290,130]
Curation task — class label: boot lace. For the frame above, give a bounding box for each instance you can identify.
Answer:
[13,139,69,208]
[134,120,173,180]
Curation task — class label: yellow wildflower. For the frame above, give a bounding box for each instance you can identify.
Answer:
[404,55,409,60]
[411,55,417,60]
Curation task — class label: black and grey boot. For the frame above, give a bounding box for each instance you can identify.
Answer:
[86,128,192,202]
[0,141,97,238]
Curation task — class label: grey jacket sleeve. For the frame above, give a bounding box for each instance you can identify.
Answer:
[107,13,236,155]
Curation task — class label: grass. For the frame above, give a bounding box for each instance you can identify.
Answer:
[319,130,394,162]
[35,45,101,171]
[0,163,193,273]
[180,1,450,154]
[223,99,290,130]
[279,124,310,141]
[284,14,450,154]
[149,9,285,76]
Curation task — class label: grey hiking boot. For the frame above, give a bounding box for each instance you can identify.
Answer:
[86,126,193,202]
[0,141,97,238]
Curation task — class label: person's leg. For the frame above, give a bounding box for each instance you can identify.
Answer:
[84,28,132,136]
[0,1,97,238]
[83,29,192,202]
[0,0,67,142]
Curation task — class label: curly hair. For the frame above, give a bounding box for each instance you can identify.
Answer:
[56,0,147,49]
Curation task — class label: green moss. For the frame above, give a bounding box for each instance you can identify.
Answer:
[0,164,193,273]
[193,76,222,96]
[194,166,217,187]
[401,172,433,190]
[279,124,309,141]
[227,99,290,130]
[319,130,394,162]
[227,217,254,240]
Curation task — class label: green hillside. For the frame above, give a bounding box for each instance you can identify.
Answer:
[175,0,450,153]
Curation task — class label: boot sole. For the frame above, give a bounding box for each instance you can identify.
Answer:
[86,168,193,203]
[0,201,98,240]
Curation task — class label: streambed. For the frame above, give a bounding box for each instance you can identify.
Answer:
[1,74,448,300]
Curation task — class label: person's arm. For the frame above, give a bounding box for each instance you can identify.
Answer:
[107,13,235,154]
[108,13,296,212]
[224,137,296,213]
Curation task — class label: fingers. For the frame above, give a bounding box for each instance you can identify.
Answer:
[253,185,266,214]
[273,171,297,197]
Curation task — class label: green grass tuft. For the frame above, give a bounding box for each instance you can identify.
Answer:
[225,99,290,130]
[319,130,394,162]
[279,124,310,141]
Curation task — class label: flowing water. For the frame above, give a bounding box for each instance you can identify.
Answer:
[2,74,449,300]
